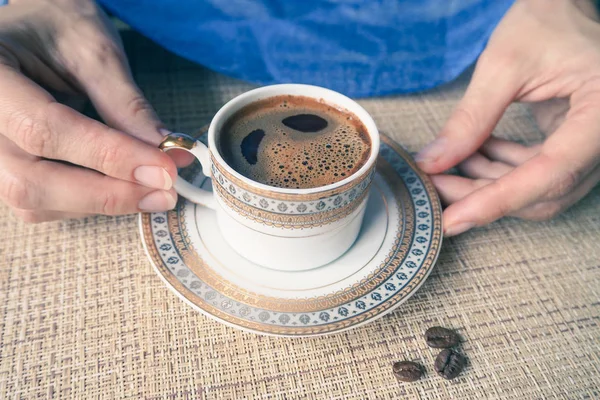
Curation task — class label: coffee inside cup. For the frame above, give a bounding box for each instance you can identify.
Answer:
[218,95,372,189]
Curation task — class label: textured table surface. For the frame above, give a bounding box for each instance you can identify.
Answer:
[1,31,599,400]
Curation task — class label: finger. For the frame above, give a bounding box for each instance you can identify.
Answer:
[11,208,92,224]
[56,34,193,166]
[0,40,80,95]
[480,137,541,166]
[430,174,491,206]
[442,106,600,236]
[77,56,164,145]
[457,152,513,180]
[11,160,177,214]
[0,144,177,215]
[0,67,177,189]
[442,155,571,236]
[169,150,196,168]
[416,53,520,174]
[72,48,194,167]
[58,13,165,146]
[514,164,600,220]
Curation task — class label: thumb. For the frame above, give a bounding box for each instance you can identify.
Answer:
[416,54,519,174]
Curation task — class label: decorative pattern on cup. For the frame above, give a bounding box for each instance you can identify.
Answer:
[213,181,371,229]
[210,157,376,215]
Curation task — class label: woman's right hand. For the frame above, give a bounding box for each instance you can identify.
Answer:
[0,0,178,223]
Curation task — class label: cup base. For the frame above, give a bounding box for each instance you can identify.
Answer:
[218,197,369,271]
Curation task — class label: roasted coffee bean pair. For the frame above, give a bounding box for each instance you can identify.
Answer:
[425,326,467,380]
[393,326,467,382]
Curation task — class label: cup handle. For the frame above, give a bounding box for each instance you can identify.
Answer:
[159,133,217,210]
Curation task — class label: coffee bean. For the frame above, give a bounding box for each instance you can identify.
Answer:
[434,349,466,380]
[392,361,424,382]
[424,326,460,348]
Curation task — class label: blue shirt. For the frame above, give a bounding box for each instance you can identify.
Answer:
[99,0,513,97]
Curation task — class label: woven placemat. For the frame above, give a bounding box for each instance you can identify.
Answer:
[0,31,599,400]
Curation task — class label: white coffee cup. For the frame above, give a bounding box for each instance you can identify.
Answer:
[160,84,380,271]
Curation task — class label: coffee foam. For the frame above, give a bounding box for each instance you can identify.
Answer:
[219,95,371,189]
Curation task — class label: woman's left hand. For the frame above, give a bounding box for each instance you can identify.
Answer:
[416,0,600,236]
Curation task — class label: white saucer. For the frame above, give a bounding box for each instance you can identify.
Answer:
[140,132,442,337]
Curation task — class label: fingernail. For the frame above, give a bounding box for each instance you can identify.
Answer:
[138,190,177,212]
[134,166,173,190]
[159,128,171,136]
[444,222,475,237]
[415,137,448,164]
